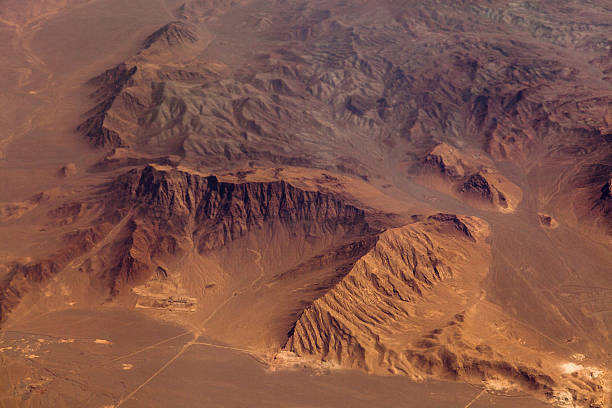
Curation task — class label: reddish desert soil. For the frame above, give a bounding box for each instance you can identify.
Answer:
[0,1,610,407]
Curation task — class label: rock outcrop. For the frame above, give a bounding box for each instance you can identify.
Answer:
[58,163,77,178]
[421,143,521,212]
[594,175,612,232]
[142,21,199,50]
[568,161,612,235]
[599,176,612,208]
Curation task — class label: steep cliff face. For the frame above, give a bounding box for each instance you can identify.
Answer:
[102,164,372,292]
[112,164,369,249]
[0,164,372,320]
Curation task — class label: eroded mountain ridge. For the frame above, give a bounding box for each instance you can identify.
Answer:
[0,1,611,407]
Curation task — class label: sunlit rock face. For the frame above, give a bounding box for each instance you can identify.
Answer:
[0,1,610,407]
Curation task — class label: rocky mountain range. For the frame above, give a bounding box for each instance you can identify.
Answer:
[0,0,610,407]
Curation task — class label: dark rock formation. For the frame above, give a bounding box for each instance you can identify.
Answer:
[143,21,199,50]
[76,63,137,147]
[460,173,493,202]
[600,177,612,202]
[110,165,370,251]
[420,143,518,211]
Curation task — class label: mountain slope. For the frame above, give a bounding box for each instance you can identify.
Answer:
[0,1,610,407]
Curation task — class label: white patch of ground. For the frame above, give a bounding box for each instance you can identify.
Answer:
[561,362,584,374]
[268,351,335,373]
[483,378,519,392]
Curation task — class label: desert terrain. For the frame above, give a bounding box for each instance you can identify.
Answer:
[0,0,610,407]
